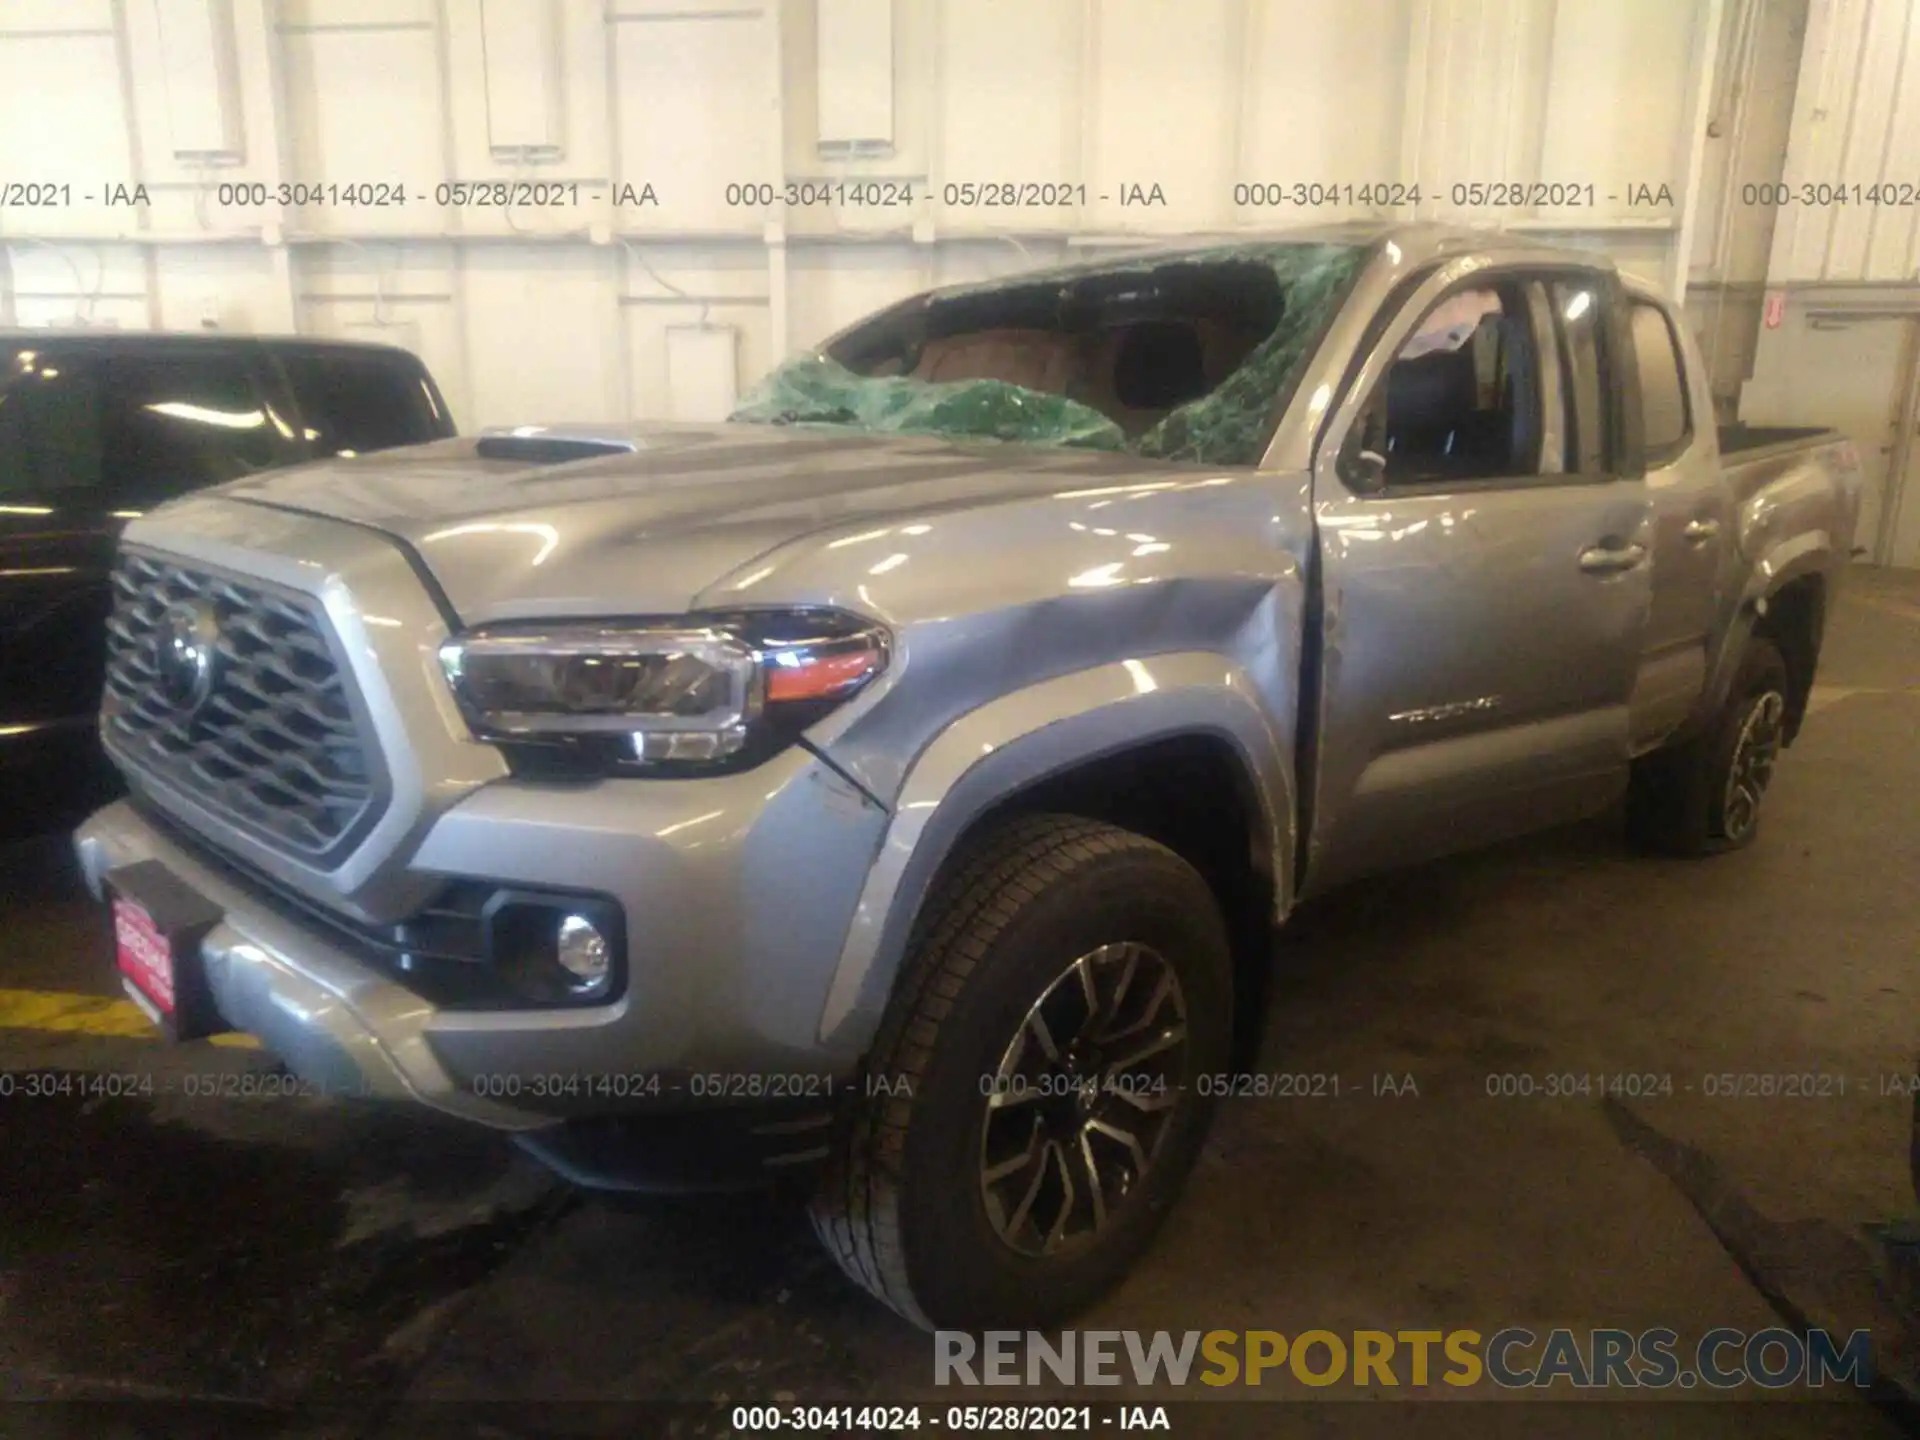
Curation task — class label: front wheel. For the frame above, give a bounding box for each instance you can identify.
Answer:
[1626,637,1791,856]
[809,815,1233,1330]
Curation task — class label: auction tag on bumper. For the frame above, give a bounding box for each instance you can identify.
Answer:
[102,860,228,1042]
[113,893,176,1018]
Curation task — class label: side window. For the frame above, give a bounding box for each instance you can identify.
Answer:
[279,351,441,456]
[1349,283,1543,484]
[1548,279,1611,474]
[103,354,280,503]
[0,349,107,500]
[1629,301,1690,458]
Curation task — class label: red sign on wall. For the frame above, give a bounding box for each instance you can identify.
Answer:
[1763,291,1786,329]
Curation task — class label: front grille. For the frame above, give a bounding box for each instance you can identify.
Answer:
[103,548,386,862]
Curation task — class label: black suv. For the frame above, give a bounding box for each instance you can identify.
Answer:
[0,331,456,840]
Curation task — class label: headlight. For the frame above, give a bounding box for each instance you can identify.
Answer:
[438,608,889,773]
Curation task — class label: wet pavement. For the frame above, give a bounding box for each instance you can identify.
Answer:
[1,568,1918,1438]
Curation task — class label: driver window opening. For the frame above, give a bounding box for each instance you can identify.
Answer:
[1349,283,1544,485]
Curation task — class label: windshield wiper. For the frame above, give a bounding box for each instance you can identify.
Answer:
[767,406,858,426]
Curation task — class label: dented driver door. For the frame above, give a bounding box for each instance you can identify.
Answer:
[1297,263,1654,898]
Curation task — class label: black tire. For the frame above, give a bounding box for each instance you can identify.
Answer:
[808,814,1233,1330]
[1626,637,1791,857]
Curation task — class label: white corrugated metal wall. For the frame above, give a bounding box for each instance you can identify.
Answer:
[1728,0,1920,567]
[0,0,1915,562]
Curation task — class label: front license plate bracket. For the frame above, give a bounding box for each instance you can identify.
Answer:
[104,859,229,1044]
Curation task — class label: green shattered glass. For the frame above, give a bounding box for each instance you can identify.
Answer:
[1135,243,1365,465]
[728,353,1128,451]
[731,240,1368,467]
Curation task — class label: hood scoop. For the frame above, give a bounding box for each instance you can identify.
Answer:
[473,429,640,465]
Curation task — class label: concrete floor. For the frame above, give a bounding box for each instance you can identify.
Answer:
[2,567,1917,1438]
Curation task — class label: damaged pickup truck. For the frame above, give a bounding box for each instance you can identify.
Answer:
[75,223,1862,1330]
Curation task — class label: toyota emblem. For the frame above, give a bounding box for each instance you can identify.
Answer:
[155,599,220,714]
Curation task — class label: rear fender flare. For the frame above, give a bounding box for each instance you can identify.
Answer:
[1697,540,1832,734]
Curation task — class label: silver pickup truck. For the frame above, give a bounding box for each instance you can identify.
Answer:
[75,222,1861,1330]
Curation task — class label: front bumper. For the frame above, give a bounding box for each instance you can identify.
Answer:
[74,743,890,1134]
[77,799,543,1129]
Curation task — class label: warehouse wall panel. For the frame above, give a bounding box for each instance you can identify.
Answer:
[935,1,1079,221]
[460,246,625,422]
[295,242,466,403]
[150,245,283,332]
[1767,0,1920,284]
[613,12,778,235]
[5,243,150,330]
[280,23,446,236]
[784,239,928,353]
[1,0,1912,484]
[443,0,613,235]
[1240,0,1409,216]
[1733,0,1920,565]
[1536,0,1700,221]
[0,27,132,239]
[1085,0,1239,230]
[616,241,774,417]
[0,0,118,31]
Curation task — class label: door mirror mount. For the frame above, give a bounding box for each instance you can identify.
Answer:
[1342,447,1388,494]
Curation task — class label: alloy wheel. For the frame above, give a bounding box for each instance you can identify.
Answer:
[977,942,1192,1258]
[1721,689,1786,842]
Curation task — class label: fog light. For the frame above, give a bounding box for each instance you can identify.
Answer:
[481,893,624,1006]
[556,914,610,991]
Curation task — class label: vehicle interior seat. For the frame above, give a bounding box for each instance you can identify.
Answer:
[1382,315,1527,477]
[894,315,1242,438]
[1068,321,1212,436]
[907,329,1081,396]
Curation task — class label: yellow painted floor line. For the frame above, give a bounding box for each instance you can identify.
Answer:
[0,989,259,1048]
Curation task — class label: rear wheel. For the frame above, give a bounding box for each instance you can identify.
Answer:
[809,814,1232,1330]
[1626,637,1790,856]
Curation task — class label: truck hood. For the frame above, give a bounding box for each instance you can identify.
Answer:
[216,422,1175,624]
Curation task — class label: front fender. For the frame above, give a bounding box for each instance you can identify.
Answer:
[813,652,1293,1053]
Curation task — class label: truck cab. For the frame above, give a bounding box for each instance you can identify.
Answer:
[1284,247,1803,891]
[67,225,1861,1333]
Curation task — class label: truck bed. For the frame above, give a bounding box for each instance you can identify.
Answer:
[1717,423,1837,458]
[1714,423,1862,568]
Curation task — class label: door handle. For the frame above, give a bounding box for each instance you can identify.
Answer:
[1578,541,1647,574]
[1683,518,1721,543]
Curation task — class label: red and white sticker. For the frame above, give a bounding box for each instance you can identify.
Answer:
[113,895,175,1017]
[1763,291,1785,330]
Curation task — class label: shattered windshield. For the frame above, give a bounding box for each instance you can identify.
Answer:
[730,241,1368,467]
